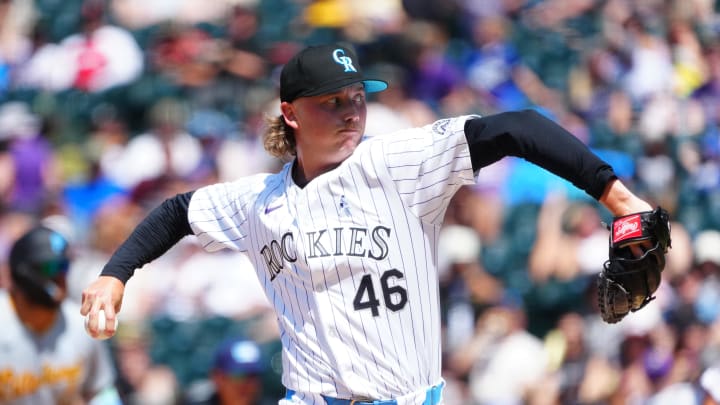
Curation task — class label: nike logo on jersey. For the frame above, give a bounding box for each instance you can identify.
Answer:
[265,203,283,214]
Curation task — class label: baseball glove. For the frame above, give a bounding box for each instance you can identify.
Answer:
[598,207,671,324]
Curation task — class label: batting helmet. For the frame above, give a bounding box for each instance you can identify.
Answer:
[9,226,70,308]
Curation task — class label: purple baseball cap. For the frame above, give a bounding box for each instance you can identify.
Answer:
[212,338,265,376]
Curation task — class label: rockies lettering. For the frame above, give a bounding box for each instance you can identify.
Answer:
[260,226,391,280]
[260,231,296,281]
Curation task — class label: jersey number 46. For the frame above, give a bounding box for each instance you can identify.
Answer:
[353,269,408,316]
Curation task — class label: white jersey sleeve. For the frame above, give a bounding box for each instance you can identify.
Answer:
[187,173,273,253]
[368,115,478,224]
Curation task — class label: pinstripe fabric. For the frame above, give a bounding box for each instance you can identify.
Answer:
[187,115,477,403]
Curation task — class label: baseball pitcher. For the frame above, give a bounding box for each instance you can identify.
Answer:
[81,43,669,405]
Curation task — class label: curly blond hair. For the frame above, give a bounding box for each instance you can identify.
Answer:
[263,114,296,158]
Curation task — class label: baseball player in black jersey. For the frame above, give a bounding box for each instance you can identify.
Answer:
[81,43,665,405]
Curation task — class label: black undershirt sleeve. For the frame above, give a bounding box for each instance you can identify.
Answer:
[464,109,617,200]
[100,190,195,284]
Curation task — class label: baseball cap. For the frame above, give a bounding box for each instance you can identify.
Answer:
[9,226,70,307]
[212,338,265,376]
[10,226,70,278]
[280,43,387,102]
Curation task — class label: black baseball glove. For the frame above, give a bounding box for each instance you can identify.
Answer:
[597,207,671,324]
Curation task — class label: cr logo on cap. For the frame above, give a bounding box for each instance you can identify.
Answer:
[333,49,357,73]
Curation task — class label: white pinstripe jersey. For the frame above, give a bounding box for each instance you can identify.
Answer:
[188,115,477,401]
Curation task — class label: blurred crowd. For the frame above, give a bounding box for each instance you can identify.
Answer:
[1,0,720,403]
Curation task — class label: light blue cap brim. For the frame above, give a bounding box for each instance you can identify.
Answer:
[363,79,388,93]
